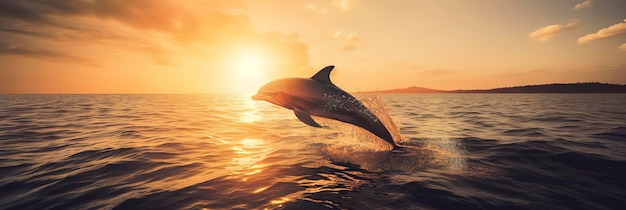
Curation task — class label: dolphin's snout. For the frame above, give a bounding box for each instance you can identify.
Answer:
[251,93,262,100]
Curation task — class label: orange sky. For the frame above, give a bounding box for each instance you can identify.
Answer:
[1,0,625,94]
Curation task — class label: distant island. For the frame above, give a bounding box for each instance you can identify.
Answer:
[356,82,626,94]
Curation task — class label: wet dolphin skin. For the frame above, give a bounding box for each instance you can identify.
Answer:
[252,66,401,150]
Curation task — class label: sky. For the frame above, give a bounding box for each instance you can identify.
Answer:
[0,0,625,94]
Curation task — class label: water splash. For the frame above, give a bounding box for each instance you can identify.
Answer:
[308,94,403,152]
[313,95,468,173]
[357,95,404,144]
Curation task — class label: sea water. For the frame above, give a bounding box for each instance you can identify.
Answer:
[0,94,625,209]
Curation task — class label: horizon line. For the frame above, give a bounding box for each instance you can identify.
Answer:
[2,82,625,95]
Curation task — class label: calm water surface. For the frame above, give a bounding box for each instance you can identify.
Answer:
[0,94,625,209]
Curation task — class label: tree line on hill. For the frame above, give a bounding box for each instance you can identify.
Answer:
[356,82,626,94]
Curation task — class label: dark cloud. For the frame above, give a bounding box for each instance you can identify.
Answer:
[0,0,246,42]
[0,27,51,38]
[574,0,592,10]
[0,1,51,25]
[0,42,94,65]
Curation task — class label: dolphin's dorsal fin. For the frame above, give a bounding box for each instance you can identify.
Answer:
[311,66,335,85]
[294,110,322,128]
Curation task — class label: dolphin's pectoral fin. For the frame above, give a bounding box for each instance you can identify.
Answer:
[311,66,335,85]
[294,110,322,128]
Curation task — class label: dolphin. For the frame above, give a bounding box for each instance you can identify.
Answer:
[251,65,402,150]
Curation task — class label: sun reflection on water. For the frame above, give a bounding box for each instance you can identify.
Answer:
[225,137,305,209]
[239,94,262,123]
[270,197,290,204]
[228,138,271,178]
[254,186,270,193]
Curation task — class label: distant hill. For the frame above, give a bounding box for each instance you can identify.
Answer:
[357,83,626,94]
[452,83,626,93]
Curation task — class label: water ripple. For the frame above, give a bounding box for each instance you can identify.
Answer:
[0,94,625,209]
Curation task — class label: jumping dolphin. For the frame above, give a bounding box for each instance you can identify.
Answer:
[251,65,401,150]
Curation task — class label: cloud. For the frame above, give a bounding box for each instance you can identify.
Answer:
[578,19,626,44]
[0,42,94,65]
[332,0,352,11]
[0,1,57,26]
[619,43,626,51]
[305,3,328,13]
[0,27,51,38]
[574,0,592,10]
[0,0,249,43]
[0,0,311,70]
[334,31,365,51]
[306,0,352,13]
[528,20,578,42]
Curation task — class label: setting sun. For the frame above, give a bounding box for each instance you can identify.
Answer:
[235,51,267,92]
[0,0,624,94]
[228,49,271,94]
[1,1,625,210]
[235,52,265,78]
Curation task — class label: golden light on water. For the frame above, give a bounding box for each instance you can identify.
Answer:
[241,138,265,148]
[254,186,270,193]
[270,197,290,205]
[239,95,262,123]
[228,138,270,177]
[239,110,261,123]
[245,169,263,175]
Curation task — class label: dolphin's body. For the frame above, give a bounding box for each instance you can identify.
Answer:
[252,66,401,150]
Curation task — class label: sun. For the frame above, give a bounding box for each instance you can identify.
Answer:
[236,53,265,79]
[225,48,272,94]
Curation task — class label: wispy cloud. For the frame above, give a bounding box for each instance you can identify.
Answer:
[0,42,95,65]
[332,0,352,11]
[334,31,365,51]
[528,20,578,42]
[619,43,626,52]
[574,0,592,10]
[305,3,328,13]
[578,19,626,44]
[0,0,311,69]
[0,1,58,27]
[306,0,352,13]
[0,27,51,38]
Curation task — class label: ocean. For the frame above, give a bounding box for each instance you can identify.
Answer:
[1,94,625,209]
